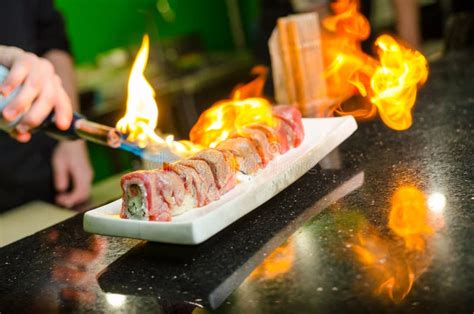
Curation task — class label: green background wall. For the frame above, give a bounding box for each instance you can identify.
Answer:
[55,0,260,64]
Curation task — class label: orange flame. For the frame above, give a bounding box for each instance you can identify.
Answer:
[321,0,376,113]
[322,0,428,130]
[323,0,370,41]
[249,240,295,280]
[350,186,444,302]
[388,186,434,251]
[116,34,161,148]
[116,35,200,156]
[370,36,428,130]
[190,66,276,148]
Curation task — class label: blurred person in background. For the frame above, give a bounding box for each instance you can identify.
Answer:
[0,0,93,211]
[392,0,421,49]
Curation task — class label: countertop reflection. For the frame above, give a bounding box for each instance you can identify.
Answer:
[1,50,474,313]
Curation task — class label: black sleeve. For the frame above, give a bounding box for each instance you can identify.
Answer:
[35,0,70,56]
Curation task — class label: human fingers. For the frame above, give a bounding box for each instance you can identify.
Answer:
[2,58,53,122]
[0,50,35,97]
[52,77,73,130]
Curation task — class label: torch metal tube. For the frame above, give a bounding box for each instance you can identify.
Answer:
[74,119,122,148]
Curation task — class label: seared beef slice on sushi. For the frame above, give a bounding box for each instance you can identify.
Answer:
[272,105,304,147]
[238,127,276,165]
[274,117,294,152]
[177,159,220,204]
[216,137,262,174]
[248,124,286,154]
[120,170,186,221]
[167,163,206,207]
[191,149,237,194]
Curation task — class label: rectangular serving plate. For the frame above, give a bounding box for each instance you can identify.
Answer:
[83,116,357,244]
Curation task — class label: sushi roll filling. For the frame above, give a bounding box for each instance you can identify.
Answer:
[126,184,146,218]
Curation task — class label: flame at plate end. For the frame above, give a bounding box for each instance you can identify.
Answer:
[322,0,429,131]
[370,36,428,131]
[322,0,375,109]
[323,0,370,41]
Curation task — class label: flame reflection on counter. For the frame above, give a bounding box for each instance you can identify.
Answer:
[350,185,444,302]
[249,240,295,281]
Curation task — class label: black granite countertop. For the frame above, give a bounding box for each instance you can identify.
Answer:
[1,50,473,313]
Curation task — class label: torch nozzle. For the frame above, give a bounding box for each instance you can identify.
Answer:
[39,112,123,149]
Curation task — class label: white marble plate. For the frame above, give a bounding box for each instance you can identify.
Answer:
[83,116,357,244]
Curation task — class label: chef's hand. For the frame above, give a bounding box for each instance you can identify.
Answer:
[52,140,93,208]
[0,46,73,142]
